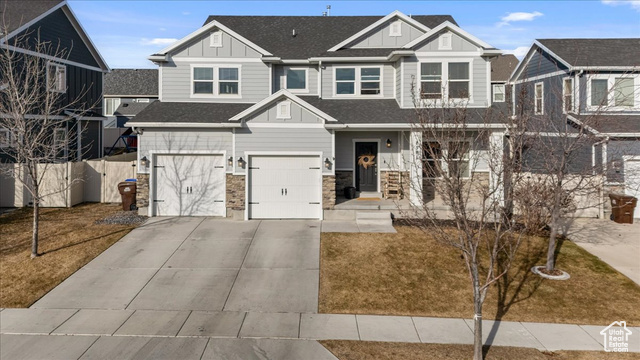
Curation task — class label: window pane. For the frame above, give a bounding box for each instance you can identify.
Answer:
[448,141,469,160]
[361,81,380,95]
[535,84,543,98]
[286,69,306,89]
[219,82,238,94]
[614,78,634,107]
[361,68,380,81]
[194,68,213,80]
[194,82,213,94]
[449,82,469,98]
[421,82,442,98]
[336,68,355,81]
[219,68,238,81]
[450,161,470,178]
[591,79,608,106]
[336,82,355,94]
[421,63,441,80]
[493,84,505,102]
[448,63,469,80]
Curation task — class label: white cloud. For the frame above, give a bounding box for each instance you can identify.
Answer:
[501,11,543,23]
[182,11,191,15]
[141,38,178,46]
[601,0,640,11]
[504,46,531,59]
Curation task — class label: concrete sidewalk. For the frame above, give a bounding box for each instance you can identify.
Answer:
[2,309,638,354]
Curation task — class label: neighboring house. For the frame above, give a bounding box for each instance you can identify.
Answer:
[510,39,640,217]
[490,54,518,105]
[128,11,508,219]
[103,69,159,127]
[0,0,110,161]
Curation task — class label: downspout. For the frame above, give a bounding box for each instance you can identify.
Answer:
[593,135,609,219]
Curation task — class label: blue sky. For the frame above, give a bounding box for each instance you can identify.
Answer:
[69,0,640,69]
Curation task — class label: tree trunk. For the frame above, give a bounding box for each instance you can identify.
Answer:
[471,264,484,360]
[31,195,39,258]
[546,212,559,272]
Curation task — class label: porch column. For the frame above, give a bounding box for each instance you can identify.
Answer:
[489,131,505,208]
[409,130,423,207]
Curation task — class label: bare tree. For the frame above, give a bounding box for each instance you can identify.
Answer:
[0,24,92,258]
[401,82,528,360]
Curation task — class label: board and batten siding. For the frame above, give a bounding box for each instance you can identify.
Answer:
[138,129,234,173]
[246,101,324,124]
[517,49,569,81]
[414,31,478,53]
[160,59,270,103]
[235,127,333,174]
[348,19,426,49]
[272,65,319,95]
[172,30,261,58]
[321,63,395,99]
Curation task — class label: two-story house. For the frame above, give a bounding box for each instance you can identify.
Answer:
[103,69,159,127]
[128,11,508,219]
[0,0,110,161]
[510,39,640,217]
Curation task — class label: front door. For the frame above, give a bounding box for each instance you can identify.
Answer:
[355,142,378,192]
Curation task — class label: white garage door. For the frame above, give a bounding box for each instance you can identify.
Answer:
[624,157,640,218]
[154,154,226,216]
[248,155,322,219]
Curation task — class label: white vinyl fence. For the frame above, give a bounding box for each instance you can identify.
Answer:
[0,159,136,208]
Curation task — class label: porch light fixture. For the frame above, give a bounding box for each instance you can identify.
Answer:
[324,157,331,169]
[140,156,149,168]
[228,156,233,166]
[386,139,392,148]
[238,157,244,168]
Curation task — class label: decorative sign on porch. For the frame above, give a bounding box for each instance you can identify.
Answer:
[357,154,376,169]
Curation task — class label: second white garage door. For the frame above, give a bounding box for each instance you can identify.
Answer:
[154,154,226,216]
[248,155,322,219]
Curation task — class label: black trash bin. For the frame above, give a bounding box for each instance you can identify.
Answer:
[609,193,637,224]
[118,181,137,211]
[344,186,356,199]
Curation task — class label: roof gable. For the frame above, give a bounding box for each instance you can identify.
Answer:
[230,90,338,123]
[0,0,63,37]
[403,21,494,50]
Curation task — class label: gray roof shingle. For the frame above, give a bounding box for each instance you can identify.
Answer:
[538,39,640,67]
[491,54,518,82]
[570,114,640,134]
[0,0,62,34]
[202,15,457,59]
[114,102,154,116]
[104,69,158,96]
[128,101,251,124]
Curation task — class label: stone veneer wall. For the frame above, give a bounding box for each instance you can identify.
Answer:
[136,173,150,209]
[335,171,353,196]
[226,174,245,212]
[380,171,410,199]
[323,175,336,210]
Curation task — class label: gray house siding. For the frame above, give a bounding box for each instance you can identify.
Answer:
[235,127,333,174]
[348,19,426,48]
[172,30,261,58]
[517,49,569,81]
[321,63,395,99]
[160,59,270,103]
[608,139,640,183]
[80,120,102,159]
[246,101,324,124]
[67,64,103,114]
[413,31,478,52]
[272,65,319,95]
[394,61,401,105]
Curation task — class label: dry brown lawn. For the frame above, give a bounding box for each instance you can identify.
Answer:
[321,341,640,360]
[319,226,640,325]
[0,203,138,308]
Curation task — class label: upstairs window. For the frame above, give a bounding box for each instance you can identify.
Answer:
[219,68,239,95]
[210,31,222,47]
[285,69,307,91]
[104,98,121,116]
[47,63,66,93]
[590,79,608,106]
[614,77,634,107]
[192,66,240,97]
[493,84,505,102]
[389,21,402,37]
[563,78,573,113]
[334,67,382,96]
[534,82,544,115]
[420,63,442,99]
[193,68,214,94]
[448,63,469,99]
[335,68,356,95]
[360,68,380,95]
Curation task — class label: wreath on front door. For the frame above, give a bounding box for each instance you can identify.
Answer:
[357,154,376,169]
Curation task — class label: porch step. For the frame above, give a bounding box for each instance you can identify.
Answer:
[356,211,393,227]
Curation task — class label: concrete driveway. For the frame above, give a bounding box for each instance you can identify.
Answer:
[32,217,320,313]
[564,218,640,285]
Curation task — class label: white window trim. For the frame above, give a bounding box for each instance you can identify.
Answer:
[190,64,242,98]
[562,77,573,114]
[210,30,222,47]
[283,67,309,93]
[422,138,473,179]
[586,74,640,111]
[276,100,291,119]
[47,62,66,93]
[438,33,453,50]
[418,59,474,104]
[333,65,384,98]
[492,83,505,103]
[104,97,121,116]
[534,82,544,115]
[134,98,150,103]
[389,20,402,37]
[0,128,10,148]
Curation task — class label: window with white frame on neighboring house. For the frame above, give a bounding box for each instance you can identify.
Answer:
[534,82,543,114]
[285,69,307,91]
[54,128,67,158]
[493,84,505,102]
[614,77,635,107]
[334,67,381,96]
[448,63,469,99]
[389,21,402,37]
[47,63,66,93]
[0,128,10,148]
[590,79,608,106]
[104,98,121,116]
[192,66,240,96]
[210,31,222,47]
[420,63,442,99]
[276,101,291,119]
[563,78,573,113]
